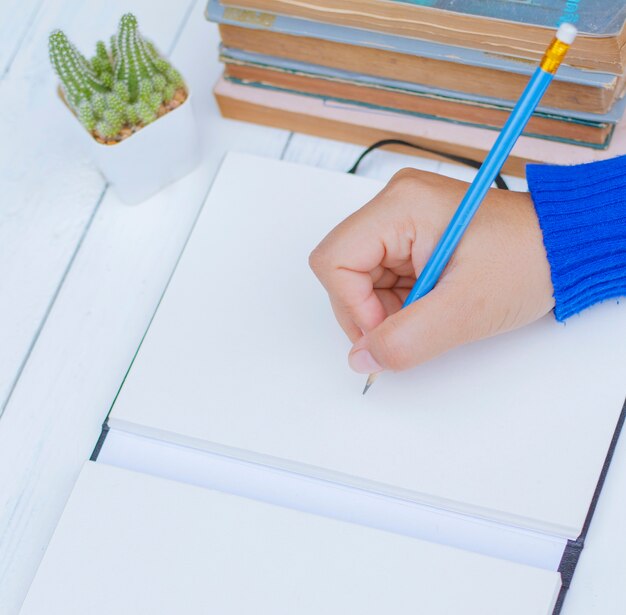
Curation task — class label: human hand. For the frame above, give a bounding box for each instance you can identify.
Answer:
[309,168,555,374]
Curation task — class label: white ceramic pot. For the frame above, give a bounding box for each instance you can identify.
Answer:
[61,90,201,204]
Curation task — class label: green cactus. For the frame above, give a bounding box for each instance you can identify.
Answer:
[110,34,118,64]
[49,30,108,108]
[114,13,158,102]
[49,13,186,141]
[91,40,114,88]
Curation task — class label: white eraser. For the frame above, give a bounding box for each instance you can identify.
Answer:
[556,23,578,45]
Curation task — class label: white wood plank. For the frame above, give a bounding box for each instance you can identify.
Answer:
[0,0,195,412]
[283,133,442,180]
[0,2,287,612]
[0,0,43,76]
[283,133,527,189]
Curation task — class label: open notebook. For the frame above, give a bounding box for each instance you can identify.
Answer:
[22,153,626,613]
[20,462,561,614]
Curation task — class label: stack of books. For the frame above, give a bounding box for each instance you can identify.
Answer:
[206,0,626,174]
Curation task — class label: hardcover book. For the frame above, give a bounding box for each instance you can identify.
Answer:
[22,153,626,614]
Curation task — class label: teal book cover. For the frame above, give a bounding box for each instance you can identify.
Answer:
[407,0,626,35]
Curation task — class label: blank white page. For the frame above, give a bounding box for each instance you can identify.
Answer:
[110,152,626,537]
[20,462,560,615]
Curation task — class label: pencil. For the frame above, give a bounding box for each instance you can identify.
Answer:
[363,23,578,395]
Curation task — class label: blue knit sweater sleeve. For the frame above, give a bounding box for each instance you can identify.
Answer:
[526,155,626,322]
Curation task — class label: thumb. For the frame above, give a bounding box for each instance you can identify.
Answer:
[348,284,468,373]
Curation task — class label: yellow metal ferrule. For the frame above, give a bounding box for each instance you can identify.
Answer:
[540,38,571,74]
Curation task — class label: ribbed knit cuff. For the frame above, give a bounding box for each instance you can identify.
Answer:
[526,155,626,321]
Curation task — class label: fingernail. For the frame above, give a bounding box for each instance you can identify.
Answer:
[349,348,383,374]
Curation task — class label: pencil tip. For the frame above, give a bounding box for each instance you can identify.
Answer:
[362,373,378,395]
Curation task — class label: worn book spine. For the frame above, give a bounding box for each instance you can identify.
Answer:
[222,62,613,148]
[206,0,620,86]
[219,0,625,72]
[213,78,525,176]
[219,45,626,123]
[217,24,619,114]
[213,77,626,175]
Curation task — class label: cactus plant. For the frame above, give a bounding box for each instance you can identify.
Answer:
[49,13,187,143]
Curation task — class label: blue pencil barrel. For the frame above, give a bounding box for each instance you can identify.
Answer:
[403,66,555,306]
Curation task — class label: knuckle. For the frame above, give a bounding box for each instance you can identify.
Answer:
[389,167,423,185]
[308,245,327,274]
[387,167,438,194]
[385,168,437,210]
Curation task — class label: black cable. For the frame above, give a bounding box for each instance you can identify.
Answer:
[347,139,509,190]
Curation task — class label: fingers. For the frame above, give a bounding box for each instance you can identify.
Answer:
[310,168,470,362]
[309,184,418,337]
[309,219,388,335]
[329,298,363,343]
[348,280,469,373]
[323,265,389,335]
[311,168,550,374]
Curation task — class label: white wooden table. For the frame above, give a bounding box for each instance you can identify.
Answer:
[0,1,624,613]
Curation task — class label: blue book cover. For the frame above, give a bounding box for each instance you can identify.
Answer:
[408,0,626,36]
[206,0,621,90]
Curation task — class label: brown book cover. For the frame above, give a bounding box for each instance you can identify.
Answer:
[219,24,623,115]
[223,60,613,147]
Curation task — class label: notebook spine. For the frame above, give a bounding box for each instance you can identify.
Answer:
[557,538,584,587]
[552,538,583,614]
[552,398,626,614]
[90,421,110,461]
